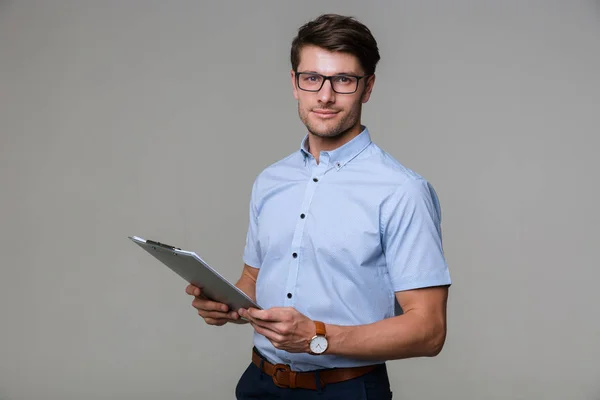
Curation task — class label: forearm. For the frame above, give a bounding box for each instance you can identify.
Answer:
[235,265,258,303]
[325,311,446,360]
[235,279,256,303]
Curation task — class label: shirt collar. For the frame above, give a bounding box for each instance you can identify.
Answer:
[299,126,372,170]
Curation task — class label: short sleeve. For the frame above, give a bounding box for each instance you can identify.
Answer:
[381,178,451,292]
[242,178,262,269]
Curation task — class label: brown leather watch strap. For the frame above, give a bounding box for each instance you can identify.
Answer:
[314,320,326,336]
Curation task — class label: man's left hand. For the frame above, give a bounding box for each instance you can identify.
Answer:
[239,307,315,353]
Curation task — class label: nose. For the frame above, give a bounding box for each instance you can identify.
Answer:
[317,79,335,104]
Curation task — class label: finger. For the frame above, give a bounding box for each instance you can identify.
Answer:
[247,316,273,330]
[185,284,202,296]
[203,312,246,326]
[214,310,240,320]
[198,307,241,319]
[251,322,284,343]
[204,317,228,326]
[247,307,292,322]
[246,308,272,321]
[239,308,259,323]
[245,313,283,334]
[192,297,229,313]
[239,308,265,326]
[243,309,295,337]
[198,309,232,320]
[228,311,250,324]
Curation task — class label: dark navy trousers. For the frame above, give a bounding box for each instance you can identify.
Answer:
[235,360,393,399]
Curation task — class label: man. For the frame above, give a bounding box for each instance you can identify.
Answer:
[186,13,451,399]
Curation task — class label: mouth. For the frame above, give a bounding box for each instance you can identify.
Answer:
[312,109,339,119]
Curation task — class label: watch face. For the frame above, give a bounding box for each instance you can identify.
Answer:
[310,336,328,354]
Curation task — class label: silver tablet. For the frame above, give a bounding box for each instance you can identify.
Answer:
[129,236,261,311]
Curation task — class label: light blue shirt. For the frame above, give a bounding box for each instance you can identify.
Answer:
[243,126,451,371]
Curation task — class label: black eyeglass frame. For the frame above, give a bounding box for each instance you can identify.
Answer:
[294,71,371,94]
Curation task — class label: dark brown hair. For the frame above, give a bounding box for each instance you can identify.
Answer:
[290,14,381,75]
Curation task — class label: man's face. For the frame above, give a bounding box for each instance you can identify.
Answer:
[292,45,375,139]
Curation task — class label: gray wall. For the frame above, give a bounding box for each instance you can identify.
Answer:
[1,1,598,399]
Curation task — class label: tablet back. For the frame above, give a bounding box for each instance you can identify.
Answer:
[129,236,261,311]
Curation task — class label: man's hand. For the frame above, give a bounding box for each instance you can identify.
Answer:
[185,284,247,326]
[239,307,315,353]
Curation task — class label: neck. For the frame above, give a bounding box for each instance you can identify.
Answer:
[307,122,363,164]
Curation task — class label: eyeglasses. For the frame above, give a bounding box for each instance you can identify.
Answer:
[295,72,370,94]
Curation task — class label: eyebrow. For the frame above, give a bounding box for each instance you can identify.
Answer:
[298,70,361,76]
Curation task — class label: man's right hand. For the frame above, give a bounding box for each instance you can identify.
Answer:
[185,284,247,325]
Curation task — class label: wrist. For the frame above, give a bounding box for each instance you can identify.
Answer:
[318,323,346,356]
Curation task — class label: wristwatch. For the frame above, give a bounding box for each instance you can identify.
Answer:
[308,320,328,355]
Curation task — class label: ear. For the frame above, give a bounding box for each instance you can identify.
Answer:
[291,69,299,100]
[361,74,376,104]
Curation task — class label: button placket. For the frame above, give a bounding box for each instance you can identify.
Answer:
[282,170,323,310]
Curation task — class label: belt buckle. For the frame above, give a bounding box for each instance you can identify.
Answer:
[272,363,292,388]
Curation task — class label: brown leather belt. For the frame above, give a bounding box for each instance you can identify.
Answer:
[252,349,378,390]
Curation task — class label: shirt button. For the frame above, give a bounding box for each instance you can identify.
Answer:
[292,252,297,258]
[287,293,292,299]
[300,213,305,219]
[313,178,318,182]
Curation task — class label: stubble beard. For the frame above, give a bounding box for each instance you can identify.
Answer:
[298,103,360,139]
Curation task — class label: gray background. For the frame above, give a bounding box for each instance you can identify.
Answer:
[1,1,598,399]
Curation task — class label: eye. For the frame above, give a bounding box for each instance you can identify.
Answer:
[299,74,316,81]
[333,76,356,85]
